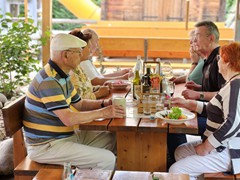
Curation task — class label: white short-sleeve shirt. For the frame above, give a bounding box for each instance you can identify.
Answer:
[80,60,104,80]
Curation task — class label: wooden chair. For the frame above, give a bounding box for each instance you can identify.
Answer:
[204,172,240,180]
[2,95,62,180]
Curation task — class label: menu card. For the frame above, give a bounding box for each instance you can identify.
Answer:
[74,169,113,180]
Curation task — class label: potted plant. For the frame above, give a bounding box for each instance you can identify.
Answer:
[0,13,48,100]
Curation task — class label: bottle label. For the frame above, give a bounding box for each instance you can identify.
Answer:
[134,85,141,99]
[151,76,160,92]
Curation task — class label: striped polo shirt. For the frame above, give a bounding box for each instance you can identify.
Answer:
[23,60,81,144]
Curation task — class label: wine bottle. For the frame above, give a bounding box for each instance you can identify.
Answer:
[143,65,152,86]
[133,55,143,77]
[133,70,141,99]
[142,75,151,93]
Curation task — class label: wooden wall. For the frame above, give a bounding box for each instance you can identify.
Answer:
[101,0,226,22]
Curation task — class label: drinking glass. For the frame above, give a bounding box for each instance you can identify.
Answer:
[128,69,134,83]
[161,61,173,80]
[156,96,165,111]
[142,95,151,115]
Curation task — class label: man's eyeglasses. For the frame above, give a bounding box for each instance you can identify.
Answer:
[216,55,221,61]
[65,49,82,55]
[194,33,211,40]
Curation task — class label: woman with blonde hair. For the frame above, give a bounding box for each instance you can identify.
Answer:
[80,28,131,86]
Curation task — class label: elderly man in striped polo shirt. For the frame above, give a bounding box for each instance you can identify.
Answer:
[23,33,125,170]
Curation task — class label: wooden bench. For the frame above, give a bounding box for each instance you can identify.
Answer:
[98,36,232,59]
[93,60,192,70]
[84,26,234,39]
[2,95,62,180]
[94,20,226,28]
[204,172,240,180]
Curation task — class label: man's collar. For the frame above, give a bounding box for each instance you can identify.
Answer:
[48,59,68,78]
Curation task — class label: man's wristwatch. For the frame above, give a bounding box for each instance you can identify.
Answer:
[200,92,204,100]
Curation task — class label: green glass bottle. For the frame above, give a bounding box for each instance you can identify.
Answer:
[133,70,141,99]
[144,65,152,86]
[142,75,151,93]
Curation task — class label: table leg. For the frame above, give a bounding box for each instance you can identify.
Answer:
[116,131,167,172]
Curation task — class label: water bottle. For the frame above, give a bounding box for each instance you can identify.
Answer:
[62,162,72,180]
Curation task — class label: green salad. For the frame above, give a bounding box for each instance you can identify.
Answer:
[168,107,182,119]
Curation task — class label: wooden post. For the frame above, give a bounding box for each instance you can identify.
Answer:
[24,0,28,23]
[185,0,190,30]
[42,0,52,66]
[235,0,240,41]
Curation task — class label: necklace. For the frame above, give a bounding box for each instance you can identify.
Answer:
[226,73,240,84]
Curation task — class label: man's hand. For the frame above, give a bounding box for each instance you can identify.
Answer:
[182,89,200,100]
[95,86,110,99]
[185,81,201,90]
[103,104,125,119]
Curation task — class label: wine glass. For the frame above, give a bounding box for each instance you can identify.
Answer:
[128,69,134,83]
[161,61,173,80]
[168,81,175,97]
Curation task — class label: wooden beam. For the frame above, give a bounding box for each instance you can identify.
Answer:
[95,21,226,28]
[98,36,232,59]
[235,0,240,41]
[24,0,28,23]
[42,0,52,66]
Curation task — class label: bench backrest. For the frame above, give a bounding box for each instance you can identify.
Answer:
[2,95,26,137]
[2,95,27,167]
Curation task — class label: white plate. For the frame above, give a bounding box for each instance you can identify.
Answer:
[106,80,130,84]
[107,80,130,90]
[155,109,195,125]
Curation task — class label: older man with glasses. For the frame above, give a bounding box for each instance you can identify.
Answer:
[23,33,125,170]
[167,21,226,169]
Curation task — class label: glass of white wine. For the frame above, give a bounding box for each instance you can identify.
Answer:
[162,61,173,80]
[128,69,134,83]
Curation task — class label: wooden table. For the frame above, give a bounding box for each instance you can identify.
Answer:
[33,169,190,180]
[79,84,198,172]
[33,169,63,180]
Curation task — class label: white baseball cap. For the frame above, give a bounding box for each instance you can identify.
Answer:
[51,33,87,51]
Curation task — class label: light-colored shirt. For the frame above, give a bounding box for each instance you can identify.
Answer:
[80,60,104,80]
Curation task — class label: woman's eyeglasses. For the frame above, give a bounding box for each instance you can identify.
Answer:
[216,55,221,61]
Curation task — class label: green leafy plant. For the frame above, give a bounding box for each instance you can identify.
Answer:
[0,13,47,98]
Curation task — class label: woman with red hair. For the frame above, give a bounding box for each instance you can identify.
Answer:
[169,42,240,179]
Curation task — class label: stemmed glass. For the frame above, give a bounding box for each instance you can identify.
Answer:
[128,69,134,97]
[161,61,173,80]
[128,69,134,83]
[168,81,175,97]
